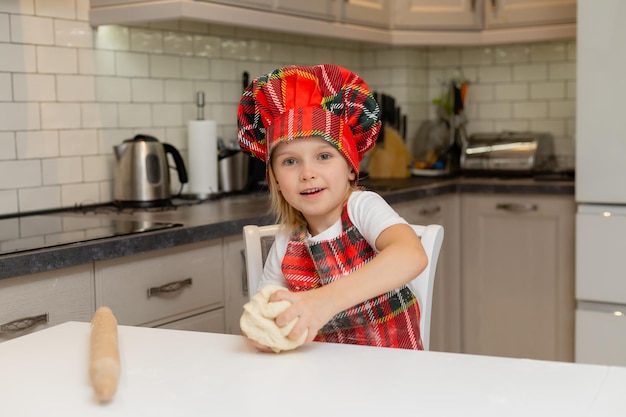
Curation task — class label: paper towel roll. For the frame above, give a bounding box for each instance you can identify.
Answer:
[187,119,218,197]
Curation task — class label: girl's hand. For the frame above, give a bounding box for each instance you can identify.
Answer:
[269,289,335,343]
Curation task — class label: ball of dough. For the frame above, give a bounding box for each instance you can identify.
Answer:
[240,285,307,353]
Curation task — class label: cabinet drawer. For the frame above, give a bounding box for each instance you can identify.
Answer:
[576,305,626,367]
[157,308,225,333]
[95,240,224,327]
[0,265,94,342]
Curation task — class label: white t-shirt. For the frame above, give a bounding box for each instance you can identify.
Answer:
[260,190,408,289]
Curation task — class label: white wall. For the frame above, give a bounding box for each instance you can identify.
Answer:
[0,0,576,215]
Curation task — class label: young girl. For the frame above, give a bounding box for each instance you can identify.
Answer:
[237,64,428,350]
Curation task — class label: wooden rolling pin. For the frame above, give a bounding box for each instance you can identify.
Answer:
[89,306,120,403]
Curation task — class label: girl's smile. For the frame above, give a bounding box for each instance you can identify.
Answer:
[271,137,356,235]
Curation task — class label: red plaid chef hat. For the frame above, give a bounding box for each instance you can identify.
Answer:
[237,64,381,177]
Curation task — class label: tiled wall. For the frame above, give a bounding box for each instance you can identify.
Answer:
[0,0,576,215]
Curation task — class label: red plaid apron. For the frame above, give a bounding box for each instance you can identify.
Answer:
[281,205,423,350]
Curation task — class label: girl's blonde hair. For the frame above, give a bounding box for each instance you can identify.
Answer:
[267,161,358,234]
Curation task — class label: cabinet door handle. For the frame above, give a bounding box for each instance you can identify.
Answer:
[418,205,442,216]
[0,313,48,333]
[240,249,249,298]
[147,278,192,298]
[496,203,538,213]
[471,0,476,11]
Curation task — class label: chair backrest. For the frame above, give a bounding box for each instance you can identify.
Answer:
[242,223,444,350]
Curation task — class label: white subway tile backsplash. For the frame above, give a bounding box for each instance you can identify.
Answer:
[494,84,528,101]
[181,57,210,80]
[530,119,566,136]
[549,100,576,118]
[512,63,547,81]
[494,119,530,132]
[466,84,495,102]
[57,75,95,102]
[61,182,100,206]
[513,101,548,119]
[164,31,194,56]
[0,103,40,130]
[55,19,92,48]
[479,102,512,120]
[152,104,183,127]
[41,103,81,129]
[132,79,164,103]
[10,14,53,45]
[116,51,150,77]
[118,103,152,127]
[221,39,248,60]
[0,190,18,215]
[0,14,9,42]
[59,129,98,156]
[81,103,118,128]
[478,66,512,83]
[462,47,494,66]
[130,28,163,53]
[12,73,55,101]
[549,62,576,80]
[530,82,565,100]
[0,132,16,160]
[0,44,37,72]
[164,80,193,103]
[16,130,58,158]
[210,59,238,81]
[150,55,181,78]
[270,43,295,63]
[0,73,11,101]
[18,186,60,212]
[95,25,130,51]
[96,76,131,102]
[530,42,566,63]
[78,49,116,75]
[37,46,78,74]
[42,156,82,185]
[0,160,42,189]
[192,80,222,103]
[428,49,461,68]
[0,1,34,14]
[193,35,221,58]
[494,45,531,64]
[98,129,133,154]
[83,155,111,182]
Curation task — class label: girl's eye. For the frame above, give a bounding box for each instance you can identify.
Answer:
[319,153,332,160]
[282,157,296,166]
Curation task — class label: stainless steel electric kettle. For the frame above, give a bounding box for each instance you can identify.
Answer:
[113,134,188,207]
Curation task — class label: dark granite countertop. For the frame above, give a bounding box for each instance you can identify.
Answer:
[0,176,574,280]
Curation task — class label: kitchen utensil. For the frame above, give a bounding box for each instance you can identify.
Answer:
[113,134,188,207]
[218,148,250,193]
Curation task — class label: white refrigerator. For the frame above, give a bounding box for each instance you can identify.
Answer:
[575,0,626,366]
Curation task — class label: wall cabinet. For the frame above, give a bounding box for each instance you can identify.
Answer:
[392,194,462,353]
[460,193,575,361]
[393,0,575,30]
[94,240,225,332]
[0,265,94,342]
[275,0,339,22]
[343,0,390,28]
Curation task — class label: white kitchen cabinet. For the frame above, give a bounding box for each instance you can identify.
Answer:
[222,234,248,335]
[392,194,462,353]
[157,309,225,333]
[207,0,273,9]
[94,240,224,329]
[343,0,390,28]
[275,0,340,21]
[484,0,577,29]
[460,193,575,361]
[392,0,483,30]
[0,264,94,342]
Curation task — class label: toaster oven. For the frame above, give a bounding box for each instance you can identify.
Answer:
[460,131,555,175]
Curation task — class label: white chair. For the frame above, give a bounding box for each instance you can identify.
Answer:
[242,223,444,350]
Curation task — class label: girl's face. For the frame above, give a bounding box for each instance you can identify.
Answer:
[271,137,356,236]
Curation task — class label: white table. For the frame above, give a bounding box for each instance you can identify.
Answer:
[1,322,624,416]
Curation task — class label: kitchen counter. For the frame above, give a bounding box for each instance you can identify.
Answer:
[0,321,622,417]
[0,176,574,280]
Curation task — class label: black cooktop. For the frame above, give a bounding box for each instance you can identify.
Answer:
[0,214,181,256]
